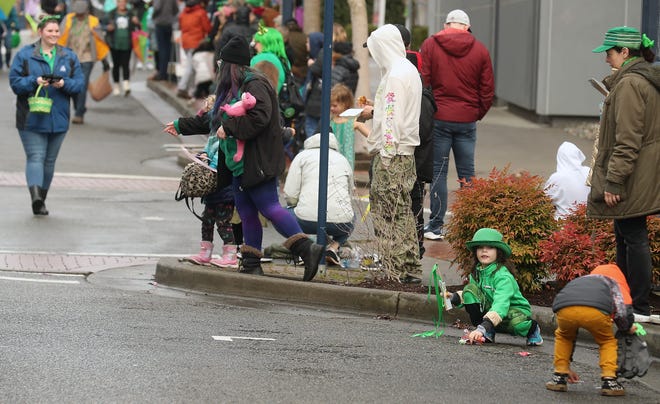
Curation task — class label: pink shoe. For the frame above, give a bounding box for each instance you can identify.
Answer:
[184,241,213,265]
[210,245,238,268]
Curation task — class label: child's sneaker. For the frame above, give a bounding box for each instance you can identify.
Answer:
[601,377,625,396]
[545,373,568,392]
[526,324,543,346]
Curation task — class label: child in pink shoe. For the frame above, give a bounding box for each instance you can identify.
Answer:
[164,95,241,268]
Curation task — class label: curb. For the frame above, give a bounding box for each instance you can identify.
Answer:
[156,258,564,346]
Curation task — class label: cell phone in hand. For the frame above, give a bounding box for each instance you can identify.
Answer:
[42,74,63,83]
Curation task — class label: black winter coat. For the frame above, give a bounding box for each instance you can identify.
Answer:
[221,74,284,189]
[177,74,284,190]
[331,54,359,93]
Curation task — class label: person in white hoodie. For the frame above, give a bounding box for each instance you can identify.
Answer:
[283,132,355,265]
[364,24,423,283]
[545,142,591,220]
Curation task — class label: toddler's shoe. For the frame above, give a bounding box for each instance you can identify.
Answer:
[601,377,625,396]
[545,373,568,392]
[526,324,543,346]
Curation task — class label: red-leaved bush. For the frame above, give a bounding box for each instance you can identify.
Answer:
[539,220,608,283]
[540,203,660,284]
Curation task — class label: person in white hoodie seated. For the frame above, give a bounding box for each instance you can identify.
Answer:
[545,142,591,220]
[283,131,355,265]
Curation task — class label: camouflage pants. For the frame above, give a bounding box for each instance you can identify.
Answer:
[463,283,533,337]
[370,154,421,278]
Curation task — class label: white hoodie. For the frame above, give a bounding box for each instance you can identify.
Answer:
[283,133,355,223]
[545,142,591,219]
[365,24,422,159]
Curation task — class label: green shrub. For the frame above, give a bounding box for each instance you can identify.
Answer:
[410,25,428,51]
[445,166,558,292]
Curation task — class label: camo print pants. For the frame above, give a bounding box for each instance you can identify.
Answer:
[370,154,421,279]
[200,201,235,244]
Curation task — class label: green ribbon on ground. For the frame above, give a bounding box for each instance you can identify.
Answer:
[411,264,445,338]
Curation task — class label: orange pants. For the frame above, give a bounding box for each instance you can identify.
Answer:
[554,306,617,378]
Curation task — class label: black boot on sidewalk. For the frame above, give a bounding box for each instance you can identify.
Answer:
[29,185,47,215]
[239,245,264,275]
[283,233,323,281]
[38,188,49,215]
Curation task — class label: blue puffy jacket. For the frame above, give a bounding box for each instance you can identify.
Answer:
[9,42,84,132]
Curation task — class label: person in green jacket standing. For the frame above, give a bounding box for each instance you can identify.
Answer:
[588,26,660,325]
[447,228,543,345]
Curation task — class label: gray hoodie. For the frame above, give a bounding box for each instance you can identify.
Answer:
[152,0,179,26]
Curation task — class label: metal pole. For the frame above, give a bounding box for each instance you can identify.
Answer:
[377,0,386,27]
[316,0,334,272]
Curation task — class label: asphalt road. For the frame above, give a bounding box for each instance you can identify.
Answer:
[0,267,657,403]
[0,67,657,403]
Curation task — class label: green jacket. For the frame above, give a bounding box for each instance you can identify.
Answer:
[587,59,660,219]
[465,263,532,325]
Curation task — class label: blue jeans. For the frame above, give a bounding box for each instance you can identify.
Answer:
[304,116,320,139]
[73,61,94,118]
[427,120,477,231]
[614,216,652,315]
[287,207,354,245]
[18,129,67,189]
[155,24,173,80]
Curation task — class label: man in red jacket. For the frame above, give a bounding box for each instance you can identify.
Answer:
[420,9,494,240]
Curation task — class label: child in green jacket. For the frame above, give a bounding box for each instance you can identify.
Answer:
[447,228,542,345]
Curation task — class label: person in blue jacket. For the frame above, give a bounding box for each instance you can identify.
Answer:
[9,15,84,215]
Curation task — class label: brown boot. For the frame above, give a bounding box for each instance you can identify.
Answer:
[239,245,264,275]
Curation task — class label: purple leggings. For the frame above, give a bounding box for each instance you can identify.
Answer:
[233,176,302,249]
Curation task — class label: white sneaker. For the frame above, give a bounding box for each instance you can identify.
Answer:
[633,313,651,323]
[112,84,120,96]
[424,230,444,240]
[650,314,660,325]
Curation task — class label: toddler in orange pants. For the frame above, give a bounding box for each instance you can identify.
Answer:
[546,264,637,396]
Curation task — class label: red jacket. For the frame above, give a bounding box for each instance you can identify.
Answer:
[179,4,211,50]
[420,28,494,122]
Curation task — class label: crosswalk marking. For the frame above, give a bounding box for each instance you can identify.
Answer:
[0,275,80,284]
[212,336,276,342]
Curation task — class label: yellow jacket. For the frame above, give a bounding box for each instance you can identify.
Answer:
[58,13,109,61]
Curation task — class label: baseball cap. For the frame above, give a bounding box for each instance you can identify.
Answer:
[592,26,642,53]
[446,9,470,26]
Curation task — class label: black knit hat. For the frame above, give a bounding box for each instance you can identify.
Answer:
[220,36,251,66]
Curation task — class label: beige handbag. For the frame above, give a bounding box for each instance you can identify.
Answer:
[88,71,113,101]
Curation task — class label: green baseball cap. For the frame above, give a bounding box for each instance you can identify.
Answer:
[592,26,642,53]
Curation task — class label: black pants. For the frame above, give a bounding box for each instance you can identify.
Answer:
[110,48,131,82]
[614,216,652,315]
[410,180,426,257]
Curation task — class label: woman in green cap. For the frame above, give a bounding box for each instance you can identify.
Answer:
[588,26,660,324]
[446,228,542,345]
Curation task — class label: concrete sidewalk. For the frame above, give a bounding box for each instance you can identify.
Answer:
[146,77,660,358]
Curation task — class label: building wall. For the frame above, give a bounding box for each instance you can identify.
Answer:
[424,0,645,119]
